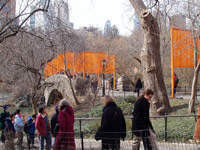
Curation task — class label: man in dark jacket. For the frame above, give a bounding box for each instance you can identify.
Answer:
[95,95,126,150]
[4,113,15,149]
[0,105,10,143]
[135,78,142,97]
[132,89,158,150]
[51,105,59,147]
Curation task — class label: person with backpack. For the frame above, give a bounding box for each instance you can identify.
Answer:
[0,105,10,143]
[26,114,37,148]
[36,106,51,150]
[51,105,59,148]
[14,109,24,150]
[95,95,126,149]
[4,113,15,149]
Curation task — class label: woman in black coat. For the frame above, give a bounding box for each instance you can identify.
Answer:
[95,96,126,150]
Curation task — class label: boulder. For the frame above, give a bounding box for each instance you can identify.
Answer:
[44,74,76,107]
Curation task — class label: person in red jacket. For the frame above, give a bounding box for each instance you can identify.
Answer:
[36,107,52,150]
[54,99,76,150]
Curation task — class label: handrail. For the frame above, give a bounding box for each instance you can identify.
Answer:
[75,114,197,121]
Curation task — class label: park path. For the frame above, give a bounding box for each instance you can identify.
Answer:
[1,138,199,150]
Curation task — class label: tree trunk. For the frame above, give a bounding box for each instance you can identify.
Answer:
[31,94,38,114]
[189,60,200,113]
[129,0,171,116]
[63,47,80,105]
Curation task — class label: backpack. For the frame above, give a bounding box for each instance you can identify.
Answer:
[24,120,30,134]
[175,78,179,84]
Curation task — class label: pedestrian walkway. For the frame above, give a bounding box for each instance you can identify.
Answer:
[98,88,200,100]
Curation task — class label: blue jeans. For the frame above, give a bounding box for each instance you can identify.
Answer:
[39,133,51,150]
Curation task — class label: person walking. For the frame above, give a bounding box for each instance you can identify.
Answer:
[95,95,126,150]
[4,113,15,149]
[27,114,37,147]
[51,106,59,148]
[132,89,158,150]
[36,107,52,150]
[109,77,114,90]
[134,78,143,97]
[54,99,76,150]
[0,105,10,143]
[174,73,179,96]
[14,109,24,150]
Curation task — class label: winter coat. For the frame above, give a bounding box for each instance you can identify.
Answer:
[95,102,126,144]
[14,115,24,132]
[51,106,59,137]
[132,96,154,137]
[54,106,75,150]
[135,79,142,89]
[0,111,10,129]
[27,116,36,134]
[4,118,15,133]
[36,114,50,136]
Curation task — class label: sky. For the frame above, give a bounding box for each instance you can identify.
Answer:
[68,0,134,36]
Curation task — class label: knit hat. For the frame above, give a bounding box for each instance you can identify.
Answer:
[3,105,8,110]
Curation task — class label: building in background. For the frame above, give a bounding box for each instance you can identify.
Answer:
[29,0,73,30]
[170,14,186,29]
[0,0,18,25]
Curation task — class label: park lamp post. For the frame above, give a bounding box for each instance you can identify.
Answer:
[102,59,106,97]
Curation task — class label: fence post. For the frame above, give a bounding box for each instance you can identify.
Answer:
[164,113,168,141]
[79,119,84,150]
[185,86,186,95]
[124,90,125,98]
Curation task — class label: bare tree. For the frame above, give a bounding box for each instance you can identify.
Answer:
[0,0,51,43]
[186,0,200,113]
[129,0,171,115]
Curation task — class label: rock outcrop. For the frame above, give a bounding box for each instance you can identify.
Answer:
[44,74,76,107]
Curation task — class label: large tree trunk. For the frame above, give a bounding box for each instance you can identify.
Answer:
[189,60,200,113]
[129,0,171,116]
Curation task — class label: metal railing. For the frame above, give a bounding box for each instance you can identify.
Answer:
[74,114,199,150]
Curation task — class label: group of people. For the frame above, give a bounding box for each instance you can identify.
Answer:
[95,89,158,150]
[0,88,158,150]
[0,106,31,150]
[0,99,76,150]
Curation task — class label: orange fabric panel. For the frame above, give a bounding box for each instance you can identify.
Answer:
[171,27,200,67]
[64,52,74,70]
[44,51,116,77]
[57,54,65,72]
[74,53,84,73]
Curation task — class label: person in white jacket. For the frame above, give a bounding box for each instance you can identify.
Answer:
[14,109,24,150]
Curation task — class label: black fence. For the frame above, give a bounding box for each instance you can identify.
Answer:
[74,114,200,150]
[3,114,200,149]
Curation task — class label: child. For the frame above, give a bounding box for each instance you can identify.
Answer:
[4,113,15,149]
[14,109,24,150]
[27,114,37,147]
